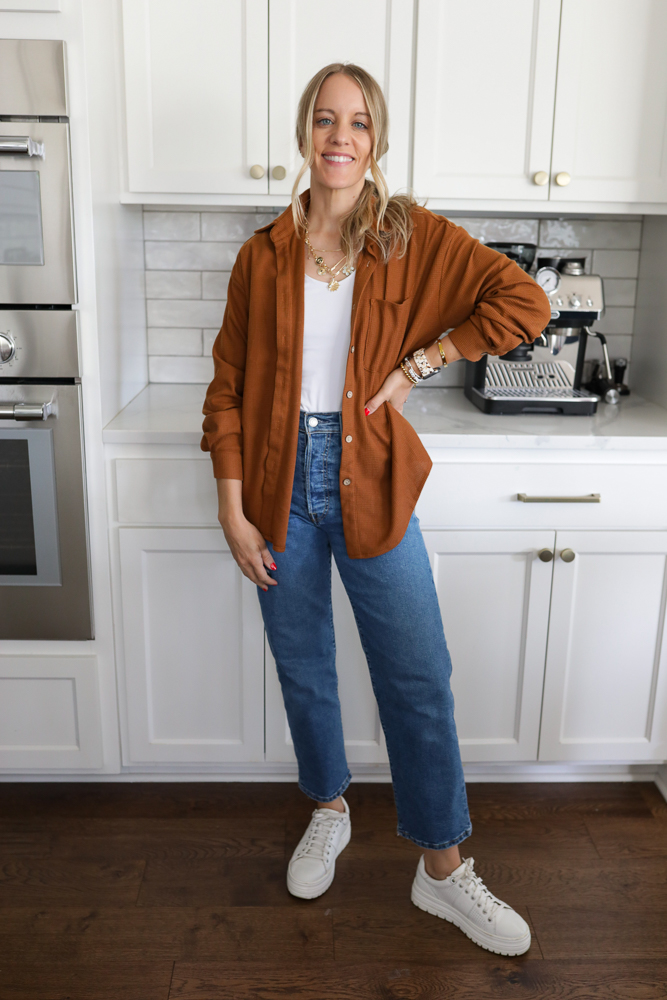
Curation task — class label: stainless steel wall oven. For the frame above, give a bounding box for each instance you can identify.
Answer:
[0,41,92,640]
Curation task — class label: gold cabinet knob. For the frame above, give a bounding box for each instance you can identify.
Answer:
[272,165,287,180]
[249,164,265,179]
[561,548,576,563]
[533,170,549,186]
[555,171,571,187]
[537,548,554,562]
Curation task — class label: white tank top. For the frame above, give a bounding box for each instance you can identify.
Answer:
[300,270,356,413]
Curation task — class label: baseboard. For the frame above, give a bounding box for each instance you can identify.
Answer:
[0,761,663,783]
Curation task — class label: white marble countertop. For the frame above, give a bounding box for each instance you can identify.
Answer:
[103,383,667,451]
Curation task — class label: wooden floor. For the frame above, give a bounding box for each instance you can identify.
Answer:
[0,781,666,999]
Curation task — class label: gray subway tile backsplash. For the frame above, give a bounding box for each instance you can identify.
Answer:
[143,208,643,385]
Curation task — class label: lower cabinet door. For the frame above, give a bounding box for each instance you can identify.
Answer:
[265,556,388,765]
[539,531,667,762]
[421,530,555,762]
[265,529,555,766]
[0,656,103,769]
[118,528,265,764]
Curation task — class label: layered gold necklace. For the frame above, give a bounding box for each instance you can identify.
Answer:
[304,229,355,291]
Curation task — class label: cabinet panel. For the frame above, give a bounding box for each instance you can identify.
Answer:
[551,0,667,203]
[540,531,667,761]
[268,0,414,197]
[118,528,264,763]
[413,0,560,200]
[115,459,217,525]
[265,555,387,764]
[122,0,268,194]
[0,657,102,770]
[422,531,554,762]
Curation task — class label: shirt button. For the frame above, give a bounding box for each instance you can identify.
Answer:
[346,390,353,397]
[308,416,318,427]
[343,478,351,486]
[345,435,353,443]
[350,345,355,352]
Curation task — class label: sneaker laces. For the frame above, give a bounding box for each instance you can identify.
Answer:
[295,809,344,861]
[452,857,504,920]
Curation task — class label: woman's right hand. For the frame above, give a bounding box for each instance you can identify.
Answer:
[216,478,277,591]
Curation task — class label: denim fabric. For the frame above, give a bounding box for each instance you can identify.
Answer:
[257,409,472,850]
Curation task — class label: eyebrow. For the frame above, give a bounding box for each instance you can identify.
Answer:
[314,107,371,118]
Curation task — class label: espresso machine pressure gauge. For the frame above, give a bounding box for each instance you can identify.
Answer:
[535,266,561,295]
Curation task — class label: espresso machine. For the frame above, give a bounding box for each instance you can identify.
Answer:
[465,255,616,415]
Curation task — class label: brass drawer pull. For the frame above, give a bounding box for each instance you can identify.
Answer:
[517,493,600,504]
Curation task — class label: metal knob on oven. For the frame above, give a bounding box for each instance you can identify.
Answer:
[0,333,16,365]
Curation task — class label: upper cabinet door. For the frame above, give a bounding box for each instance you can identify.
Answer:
[267,0,414,198]
[550,0,667,203]
[413,0,560,201]
[122,0,269,194]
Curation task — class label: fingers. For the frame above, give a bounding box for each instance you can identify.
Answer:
[364,393,384,416]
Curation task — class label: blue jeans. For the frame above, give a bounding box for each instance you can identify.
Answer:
[257,409,472,850]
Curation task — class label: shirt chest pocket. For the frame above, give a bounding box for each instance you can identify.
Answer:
[363,296,413,373]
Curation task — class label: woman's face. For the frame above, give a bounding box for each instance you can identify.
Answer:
[306,73,373,193]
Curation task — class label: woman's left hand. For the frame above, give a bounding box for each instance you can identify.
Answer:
[364,367,413,416]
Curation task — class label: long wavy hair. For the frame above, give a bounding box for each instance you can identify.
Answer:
[292,62,417,267]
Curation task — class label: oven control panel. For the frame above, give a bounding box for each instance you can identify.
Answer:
[0,310,79,378]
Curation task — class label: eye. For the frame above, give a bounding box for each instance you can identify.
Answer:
[352,121,368,130]
[315,117,333,127]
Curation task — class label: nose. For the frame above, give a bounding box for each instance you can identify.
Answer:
[329,124,351,147]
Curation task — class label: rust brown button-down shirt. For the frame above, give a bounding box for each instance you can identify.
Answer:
[201,198,551,558]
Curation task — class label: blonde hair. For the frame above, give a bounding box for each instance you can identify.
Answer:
[292,62,417,266]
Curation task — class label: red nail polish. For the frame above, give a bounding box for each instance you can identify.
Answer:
[270,562,277,571]
[364,407,370,415]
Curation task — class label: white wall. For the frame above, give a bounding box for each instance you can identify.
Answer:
[632,216,667,407]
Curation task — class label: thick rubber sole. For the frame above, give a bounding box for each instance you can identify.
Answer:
[287,822,352,900]
[411,880,531,957]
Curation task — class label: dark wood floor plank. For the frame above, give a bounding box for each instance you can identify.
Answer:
[528,905,667,958]
[0,961,173,1000]
[0,858,145,907]
[168,960,667,999]
[585,816,667,858]
[0,821,51,857]
[136,856,294,908]
[640,783,667,819]
[0,782,303,819]
[465,781,654,821]
[332,900,543,962]
[48,817,285,862]
[468,857,667,907]
[0,906,333,963]
[463,818,600,863]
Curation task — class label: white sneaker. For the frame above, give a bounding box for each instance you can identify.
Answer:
[411,855,531,956]
[287,798,351,899]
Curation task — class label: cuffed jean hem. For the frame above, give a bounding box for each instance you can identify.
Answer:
[396,822,473,851]
[298,770,352,803]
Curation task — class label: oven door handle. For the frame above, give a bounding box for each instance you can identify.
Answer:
[0,136,45,158]
[0,402,53,421]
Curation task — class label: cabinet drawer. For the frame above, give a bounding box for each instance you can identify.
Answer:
[417,461,667,529]
[115,459,218,524]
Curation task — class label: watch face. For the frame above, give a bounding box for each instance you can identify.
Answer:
[535,266,561,294]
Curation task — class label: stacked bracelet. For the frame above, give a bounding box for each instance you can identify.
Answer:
[400,358,420,385]
[412,346,439,379]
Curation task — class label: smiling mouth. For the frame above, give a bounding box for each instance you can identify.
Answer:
[322,154,354,163]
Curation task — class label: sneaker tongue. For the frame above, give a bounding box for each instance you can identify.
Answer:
[448,859,469,878]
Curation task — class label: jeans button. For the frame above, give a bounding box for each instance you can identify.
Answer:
[343,478,351,485]
[345,435,353,443]
[308,416,318,427]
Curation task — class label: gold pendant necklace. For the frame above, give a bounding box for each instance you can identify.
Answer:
[304,229,354,291]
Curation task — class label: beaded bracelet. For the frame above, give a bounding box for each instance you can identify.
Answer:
[400,359,420,385]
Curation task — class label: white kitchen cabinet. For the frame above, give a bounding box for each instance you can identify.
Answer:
[550,0,667,204]
[0,656,103,770]
[267,0,414,198]
[118,527,265,764]
[265,556,389,765]
[421,530,554,762]
[539,531,667,762]
[122,0,414,198]
[122,0,269,195]
[412,0,561,201]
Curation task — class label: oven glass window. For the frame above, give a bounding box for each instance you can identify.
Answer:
[0,171,45,265]
[0,439,37,575]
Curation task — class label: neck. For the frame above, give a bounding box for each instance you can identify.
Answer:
[305,176,366,237]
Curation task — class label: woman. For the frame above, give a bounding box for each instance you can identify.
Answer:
[202,63,551,956]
